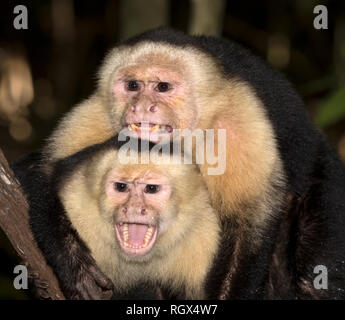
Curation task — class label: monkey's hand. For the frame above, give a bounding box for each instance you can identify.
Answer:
[38,229,115,300]
[53,230,115,300]
[66,260,114,300]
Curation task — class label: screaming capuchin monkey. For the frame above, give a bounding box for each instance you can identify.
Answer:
[15,137,219,299]
[12,28,345,299]
[56,139,219,299]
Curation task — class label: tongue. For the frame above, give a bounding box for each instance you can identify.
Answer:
[128,224,149,246]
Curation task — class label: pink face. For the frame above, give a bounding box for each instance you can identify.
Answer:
[105,168,172,257]
[113,65,196,142]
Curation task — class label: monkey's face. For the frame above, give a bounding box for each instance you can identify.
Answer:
[112,63,197,143]
[104,166,176,258]
[97,43,224,144]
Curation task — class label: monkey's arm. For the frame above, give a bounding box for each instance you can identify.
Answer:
[292,147,345,299]
[267,144,345,300]
[44,96,114,161]
[11,153,114,299]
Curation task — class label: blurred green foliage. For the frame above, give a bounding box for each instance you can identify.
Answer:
[315,84,345,128]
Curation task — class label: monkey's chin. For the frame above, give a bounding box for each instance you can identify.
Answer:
[115,223,158,256]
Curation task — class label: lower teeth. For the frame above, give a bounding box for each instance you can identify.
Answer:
[121,225,154,249]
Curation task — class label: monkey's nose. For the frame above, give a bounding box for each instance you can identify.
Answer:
[131,105,136,112]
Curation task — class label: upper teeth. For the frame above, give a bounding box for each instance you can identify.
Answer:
[128,124,165,132]
[129,123,139,130]
[151,124,160,132]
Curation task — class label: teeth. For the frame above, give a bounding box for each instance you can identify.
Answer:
[143,226,153,246]
[146,226,153,238]
[127,123,171,132]
[120,225,155,249]
[151,124,160,132]
[123,223,129,242]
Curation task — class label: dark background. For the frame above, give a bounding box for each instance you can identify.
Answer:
[0,0,345,299]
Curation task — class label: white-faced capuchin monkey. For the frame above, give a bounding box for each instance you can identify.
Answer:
[56,138,219,299]
[12,28,345,299]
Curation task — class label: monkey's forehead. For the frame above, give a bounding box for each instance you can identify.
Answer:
[105,166,171,183]
[108,42,203,66]
[115,65,184,83]
[107,162,191,179]
[98,41,220,91]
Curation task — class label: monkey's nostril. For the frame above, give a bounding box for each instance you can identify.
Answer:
[123,207,127,214]
[141,208,146,215]
[149,106,157,112]
[131,105,136,112]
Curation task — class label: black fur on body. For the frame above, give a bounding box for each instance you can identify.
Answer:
[12,134,345,299]
[11,28,345,299]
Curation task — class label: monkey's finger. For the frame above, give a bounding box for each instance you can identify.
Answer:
[79,289,93,300]
[74,282,93,300]
[88,265,114,290]
[84,279,105,300]
[102,289,113,300]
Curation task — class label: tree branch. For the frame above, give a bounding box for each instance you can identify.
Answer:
[0,148,65,300]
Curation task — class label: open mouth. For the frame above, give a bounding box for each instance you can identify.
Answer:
[126,122,173,134]
[115,222,158,255]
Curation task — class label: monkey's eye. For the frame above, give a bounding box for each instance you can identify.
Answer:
[156,82,171,92]
[127,80,140,91]
[144,184,160,194]
[114,182,129,192]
